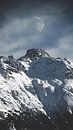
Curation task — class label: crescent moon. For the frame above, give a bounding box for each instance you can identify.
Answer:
[34,16,44,32]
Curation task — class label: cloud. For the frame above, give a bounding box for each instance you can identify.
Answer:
[0,12,73,60]
[0,1,73,61]
[0,16,45,57]
[46,33,73,61]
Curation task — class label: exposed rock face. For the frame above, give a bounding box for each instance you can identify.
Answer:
[25,48,50,59]
[0,49,73,129]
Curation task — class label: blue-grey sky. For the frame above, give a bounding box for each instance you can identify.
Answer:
[0,0,73,61]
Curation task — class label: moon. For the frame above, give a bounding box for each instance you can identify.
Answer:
[34,16,45,32]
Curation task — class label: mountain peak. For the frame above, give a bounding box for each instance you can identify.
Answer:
[25,48,50,59]
[0,49,73,129]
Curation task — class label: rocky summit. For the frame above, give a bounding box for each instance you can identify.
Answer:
[0,49,73,130]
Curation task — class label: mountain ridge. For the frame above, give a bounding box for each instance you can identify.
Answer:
[0,48,73,130]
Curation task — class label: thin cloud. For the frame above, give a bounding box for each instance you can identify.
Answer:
[0,16,44,57]
[0,2,73,61]
[47,33,73,61]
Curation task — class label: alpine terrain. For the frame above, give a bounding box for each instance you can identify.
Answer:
[0,48,73,130]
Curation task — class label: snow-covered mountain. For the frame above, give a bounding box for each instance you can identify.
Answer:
[0,48,73,130]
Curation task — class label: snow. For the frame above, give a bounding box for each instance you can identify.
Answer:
[0,49,73,120]
[0,69,46,118]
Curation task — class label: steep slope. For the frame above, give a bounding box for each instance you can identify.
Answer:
[19,49,73,117]
[0,48,73,129]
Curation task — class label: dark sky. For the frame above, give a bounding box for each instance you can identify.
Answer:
[0,0,73,60]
